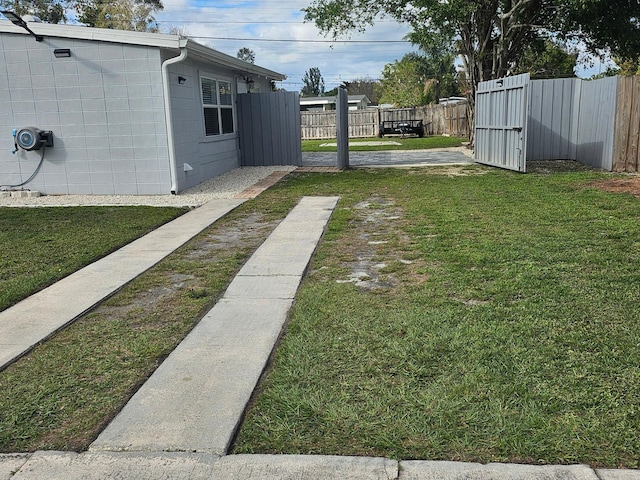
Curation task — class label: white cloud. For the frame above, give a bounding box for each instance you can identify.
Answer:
[154,0,414,91]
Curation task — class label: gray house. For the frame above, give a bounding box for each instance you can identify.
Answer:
[0,19,293,195]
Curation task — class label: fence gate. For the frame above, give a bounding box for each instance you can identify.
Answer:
[237,91,302,167]
[475,73,530,172]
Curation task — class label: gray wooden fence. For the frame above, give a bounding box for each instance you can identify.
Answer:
[301,103,469,140]
[237,91,302,167]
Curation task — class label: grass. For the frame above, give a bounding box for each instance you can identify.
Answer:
[301,136,466,152]
[232,165,640,468]
[0,197,296,452]
[2,164,640,467]
[0,206,187,312]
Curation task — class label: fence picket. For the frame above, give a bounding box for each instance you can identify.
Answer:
[300,103,469,140]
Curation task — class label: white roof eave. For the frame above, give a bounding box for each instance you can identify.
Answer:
[0,20,286,81]
[185,40,285,81]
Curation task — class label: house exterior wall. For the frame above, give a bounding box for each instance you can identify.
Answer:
[164,54,271,192]
[0,31,171,194]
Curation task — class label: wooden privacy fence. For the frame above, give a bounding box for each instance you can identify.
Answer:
[613,76,640,172]
[300,102,469,140]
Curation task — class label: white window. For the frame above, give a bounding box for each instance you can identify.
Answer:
[201,76,234,136]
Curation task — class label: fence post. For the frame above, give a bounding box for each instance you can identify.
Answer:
[336,86,349,169]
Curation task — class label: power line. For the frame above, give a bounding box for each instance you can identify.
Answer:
[188,36,410,43]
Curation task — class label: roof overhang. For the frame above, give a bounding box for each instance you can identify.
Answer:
[185,40,285,81]
[0,19,286,81]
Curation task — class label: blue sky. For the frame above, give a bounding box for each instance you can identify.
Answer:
[151,0,612,92]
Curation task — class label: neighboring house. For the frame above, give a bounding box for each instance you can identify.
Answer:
[0,18,289,195]
[438,96,467,105]
[300,95,370,112]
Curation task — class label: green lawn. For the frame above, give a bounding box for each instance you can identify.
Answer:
[0,199,295,452]
[2,165,640,468]
[0,206,187,312]
[302,136,466,152]
[233,164,640,468]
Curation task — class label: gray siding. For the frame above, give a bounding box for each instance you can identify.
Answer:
[0,32,170,194]
[165,56,273,192]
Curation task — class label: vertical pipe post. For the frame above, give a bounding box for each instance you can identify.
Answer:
[336,86,349,170]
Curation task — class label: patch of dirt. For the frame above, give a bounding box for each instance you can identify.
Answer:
[527,160,598,173]
[186,213,279,259]
[588,176,640,199]
[406,165,488,177]
[325,196,426,291]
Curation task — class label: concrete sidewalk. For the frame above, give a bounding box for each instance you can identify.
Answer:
[0,198,245,371]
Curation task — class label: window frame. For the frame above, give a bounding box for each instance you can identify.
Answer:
[200,74,235,138]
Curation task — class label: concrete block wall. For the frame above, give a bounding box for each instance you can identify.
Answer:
[0,31,171,194]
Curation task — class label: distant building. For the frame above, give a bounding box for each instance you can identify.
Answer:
[300,95,370,112]
[438,96,467,105]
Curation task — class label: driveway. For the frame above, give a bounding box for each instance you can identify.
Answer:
[302,148,474,168]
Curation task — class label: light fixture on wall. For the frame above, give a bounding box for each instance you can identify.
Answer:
[178,76,187,85]
[496,79,504,87]
[244,76,254,89]
[53,48,71,58]
[1,10,43,41]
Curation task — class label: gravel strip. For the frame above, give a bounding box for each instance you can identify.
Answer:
[0,166,297,208]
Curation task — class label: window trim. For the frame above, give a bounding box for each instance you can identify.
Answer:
[200,74,236,138]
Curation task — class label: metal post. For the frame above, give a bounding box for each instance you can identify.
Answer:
[336,86,349,169]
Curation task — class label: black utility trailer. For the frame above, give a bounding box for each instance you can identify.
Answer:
[378,119,424,138]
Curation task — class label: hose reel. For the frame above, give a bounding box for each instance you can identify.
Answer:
[13,127,54,152]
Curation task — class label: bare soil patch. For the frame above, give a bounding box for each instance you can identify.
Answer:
[588,177,640,199]
[323,196,426,291]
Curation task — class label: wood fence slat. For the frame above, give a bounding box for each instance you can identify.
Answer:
[612,76,640,173]
[628,77,640,172]
[301,102,469,140]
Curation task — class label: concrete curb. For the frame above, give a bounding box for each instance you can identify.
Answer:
[4,452,640,479]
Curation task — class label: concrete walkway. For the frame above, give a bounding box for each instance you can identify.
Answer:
[303,149,473,168]
[2,191,640,478]
[89,196,339,455]
[0,199,245,371]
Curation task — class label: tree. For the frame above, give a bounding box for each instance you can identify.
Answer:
[555,0,640,61]
[0,0,65,23]
[301,67,325,97]
[342,77,382,104]
[514,39,577,78]
[378,54,431,107]
[304,0,640,138]
[404,32,460,103]
[73,0,162,31]
[237,47,256,64]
